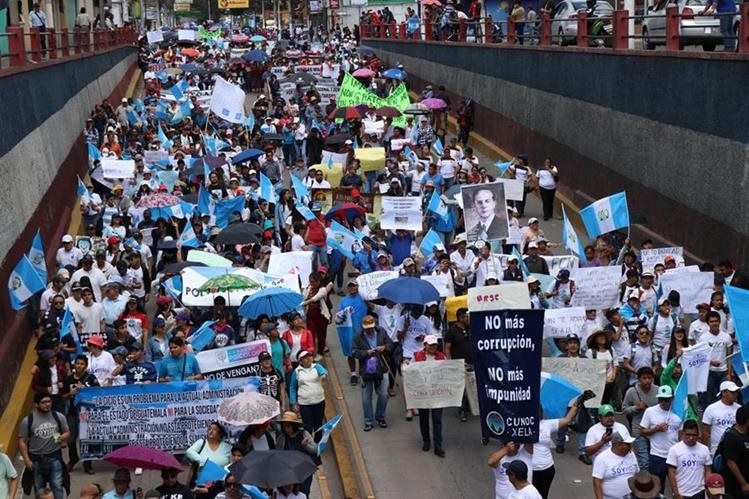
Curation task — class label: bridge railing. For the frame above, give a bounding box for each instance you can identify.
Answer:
[360,4,749,55]
[0,26,138,70]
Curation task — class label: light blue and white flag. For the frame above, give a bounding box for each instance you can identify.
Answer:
[579,192,630,238]
[127,109,141,126]
[157,123,172,150]
[186,320,217,352]
[8,255,46,310]
[87,143,102,160]
[77,175,88,197]
[427,190,449,222]
[336,307,353,357]
[214,196,245,229]
[291,174,311,203]
[170,79,188,100]
[61,306,83,356]
[419,228,443,257]
[295,202,316,222]
[196,460,227,486]
[157,170,179,192]
[316,413,343,456]
[326,221,358,259]
[162,275,183,300]
[198,186,213,216]
[495,160,512,176]
[724,284,749,365]
[432,137,444,156]
[562,205,586,259]
[539,372,582,419]
[209,76,246,124]
[513,246,531,277]
[244,113,255,131]
[178,222,201,248]
[27,229,47,284]
[259,173,277,204]
[670,369,689,421]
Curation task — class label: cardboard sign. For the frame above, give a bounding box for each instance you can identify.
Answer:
[542,357,608,408]
[380,196,423,231]
[569,266,622,310]
[101,159,135,179]
[403,359,466,409]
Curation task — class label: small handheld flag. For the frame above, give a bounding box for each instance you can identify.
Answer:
[317,414,343,456]
[27,229,47,283]
[8,255,46,310]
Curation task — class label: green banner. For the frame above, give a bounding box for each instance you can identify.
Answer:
[337,73,410,126]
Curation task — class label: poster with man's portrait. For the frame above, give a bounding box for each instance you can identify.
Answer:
[461,182,509,244]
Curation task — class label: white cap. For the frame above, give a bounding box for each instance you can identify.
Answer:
[433,243,445,252]
[61,234,74,243]
[423,334,438,345]
[628,291,641,300]
[528,217,539,224]
[345,139,353,145]
[718,381,740,394]
[527,242,538,249]
[507,255,519,262]
[658,297,670,306]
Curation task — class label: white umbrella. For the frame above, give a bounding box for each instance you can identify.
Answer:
[217,390,281,426]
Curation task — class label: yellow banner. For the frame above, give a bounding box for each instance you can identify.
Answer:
[218,0,249,8]
[354,147,386,173]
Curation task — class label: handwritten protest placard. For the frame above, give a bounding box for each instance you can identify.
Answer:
[640,247,684,269]
[403,359,466,409]
[381,196,422,231]
[468,283,531,311]
[495,178,524,201]
[542,357,608,408]
[421,274,454,298]
[357,270,398,300]
[659,271,714,310]
[569,266,621,309]
[101,159,135,179]
[146,30,164,45]
[543,307,586,339]
[268,251,313,288]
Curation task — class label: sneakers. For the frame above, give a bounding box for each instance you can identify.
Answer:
[363,423,373,432]
[377,419,388,428]
[422,441,430,452]
[434,447,445,458]
[459,410,467,422]
[350,374,359,386]
[578,455,592,465]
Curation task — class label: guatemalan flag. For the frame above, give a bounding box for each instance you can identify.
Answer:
[291,174,311,203]
[157,123,172,150]
[427,190,449,223]
[432,137,444,156]
[317,414,342,456]
[419,228,443,257]
[579,192,630,238]
[87,143,102,160]
[259,173,277,204]
[539,372,582,419]
[336,307,354,357]
[76,175,88,198]
[61,306,83,355]
[187,320,217,352]
[724,284,749,365]
[8,255,46,310]
[562,205,586,259]
[295,203,316,222]
[326,221,358,259]
[27,229,47,284]
[495,160,512,176]
[670,368,690,421]
[178,223,201,248]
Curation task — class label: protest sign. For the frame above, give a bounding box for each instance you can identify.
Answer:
[354,147,386,172]
[640,246,684,269]
[143,150,169,164]
[659,271,714,311]
[495,254,579,276]
[468,283,532,311]
[402,359,466,409]
[337,73,410,126]
[76,377,258,458]
[357,270,398,300]
[543,307,586,339]
[331,188,375,212]
[420,274,454,298]
[470,309,544,442]
[101,159,135,179]
[268,251,313,288]
[381,196,422,231]
[445,295,468,322]
[495,178,524,201]
[320,150,348,170]
[197,340,270,379]
[146,30,164,44]
[177,29,197,41]
[209,76,246,124]
[569,266,622,309]
[181,267,295,306]
[541,357,608,408]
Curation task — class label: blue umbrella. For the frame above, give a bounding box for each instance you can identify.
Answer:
[382,68,406,80]
[376,277,440,305]
[237,287,304,319]
[243,49,269,62]
[232,148,265,165]
[181,63,199,72]
[250,34,267,42]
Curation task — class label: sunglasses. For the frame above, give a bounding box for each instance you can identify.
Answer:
[225,482,239,488]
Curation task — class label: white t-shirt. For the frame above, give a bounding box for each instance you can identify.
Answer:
[532,419,559,471]
[291,234,306,252]
[591,448,639,499]
[376,303,403,341]
[585,422,631,458]
[508,484,543,499]
[648,313,677,349]
[437,158,458,179]
[702,400,741,454]
[536,169,557,190]
[396,314,431,358]
[71,267,108,303]
[640,405,681,458]
[494,449,534,499]
[701,331,732,372]
[665,441,711,497]
[74,302,104,333]
[688,319,709,344]
[56,247,84,268]
[408,169,427,194]
[87,351,117,386]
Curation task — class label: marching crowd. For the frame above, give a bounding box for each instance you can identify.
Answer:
[7,19,748,499]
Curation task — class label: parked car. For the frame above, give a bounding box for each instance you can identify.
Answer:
[552,0,615,46]
[641,0,740,51]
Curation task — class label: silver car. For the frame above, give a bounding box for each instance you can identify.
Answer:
[641,0,739,51]
[552,0,615,46]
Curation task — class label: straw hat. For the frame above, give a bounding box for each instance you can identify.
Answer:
[279,411,303,425]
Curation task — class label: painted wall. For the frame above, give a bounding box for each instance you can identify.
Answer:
[0,46,137,412]
[365,40,749,268]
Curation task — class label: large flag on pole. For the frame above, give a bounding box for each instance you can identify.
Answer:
[7,255,46,310]
[724,284,749,365]
[579,192,630,238]
[209,76,247,124]
[27,229,47,283]
[259,173,277,204]
[562,205,586,259]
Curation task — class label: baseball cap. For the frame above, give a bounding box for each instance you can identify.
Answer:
[565,333,580,342]
[501,459,528,480]
[611,432,635,444]
[718,380,740,394]
[297,349,312,361]
[110,346,128,357]
[528,217,539,224]
[598,404,615,416]
[402,257,415,267]
[129,341,144,351]
[433,243,445,252]
[423,335,438,345]
[657,385,673,399]
[658,297,670,306]
[113,468,131,482]
[153,317,166,328]
[347,279,359,287]
[86,335,104,348]
[507,255,519,262]
[61,234,74,243]
[641,270,655,278]
[527,241,538,249]
[706,474,725,495]
[628,291,641,301]
[556,269,570,279]
[258,351,272,361]
[261,322,278,334]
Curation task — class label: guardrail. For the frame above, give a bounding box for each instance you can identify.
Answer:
[360,4,749,54]
[0,26,137,70]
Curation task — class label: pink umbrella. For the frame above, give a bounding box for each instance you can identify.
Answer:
[421,98,448,110]
[104,445,184,471]
[352,68,375,78]
[231,34,249,43]
[135,192,182,208]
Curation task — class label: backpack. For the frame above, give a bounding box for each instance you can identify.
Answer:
[712,426,739,472]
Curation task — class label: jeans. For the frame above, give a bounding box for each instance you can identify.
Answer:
[700,370,726,409]
[282,143,296,166]
[719,15,735,51]
[419,408,443,447]
[633,436,650,471]
[648,454,667,493]
[362,374,389,424]
[555,426,587,456]
[32,453,65,499]
[295,140,306,165]
[310,244,328,270]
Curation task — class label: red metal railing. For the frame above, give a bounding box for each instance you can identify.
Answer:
[360,3,749,54]
[0,26,138,70]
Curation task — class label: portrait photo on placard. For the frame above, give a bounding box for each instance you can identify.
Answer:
[461,182,509,243]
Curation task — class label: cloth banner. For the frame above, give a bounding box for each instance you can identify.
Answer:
[658,271,714,311]
[75,377,259,458]
[402,359,466,409]
[543,307,586,339]
[196,340,270,379]
[356,270,398,301]
[268,251,313,288]
[380,196,422,231]
[337,73,410,126]
[680,342,711,394]
[542,357,608,408]
[181,267,296,306]
[470,309,544,442]
[101,159,135,179]
[569,266,622,309]
[209,76,246,124]
[467,284,532,311]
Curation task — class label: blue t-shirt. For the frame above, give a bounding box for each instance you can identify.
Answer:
[125,361,158,384]
[423,173,444,190]
[158,353,201,381]
[707,0,735,13]
[389,233,413,265]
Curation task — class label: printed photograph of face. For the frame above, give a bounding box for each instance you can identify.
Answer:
[461,182,509,244]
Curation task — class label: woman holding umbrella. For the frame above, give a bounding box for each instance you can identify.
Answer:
[275,411,318,496]
[289,350,328,440]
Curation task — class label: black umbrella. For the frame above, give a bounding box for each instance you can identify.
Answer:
[281,72,317,84]
[162,261,207,275]
[228,450,317,489]
[214,223,262,245]
[324,133,352,146]
[262,133,283,142]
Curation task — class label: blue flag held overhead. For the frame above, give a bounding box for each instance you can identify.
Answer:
[61,306,83,355]
[259,173,277,204]
[427,190,449,222]
[27,229,47,284]
[539,372,582,419]
[512,246,531,277]
[196,460,227,486]
[561,205,586,260]
[495,160,512,176]
[670,369,689,421]
[432,137,444,156]
[579,192,630,238]
[197,185,213,216]
[76,175,88,197]
[214,196,245,229]
[7,255,46,311]
[326,221,358,259]
[419,228,443,257]
[187,320,217,352]
[295,202,316,222]
[178,222,201,249]
[291,174,311,202]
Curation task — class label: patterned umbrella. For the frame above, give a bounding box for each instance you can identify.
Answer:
[375,106,402,118]
[197,274,262,293]
[135,192,181,208]
[217,391,282,426]
[421,97,448,110]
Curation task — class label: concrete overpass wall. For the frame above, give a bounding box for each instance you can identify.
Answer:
[0,46,137,411]
[365,40,749,268]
